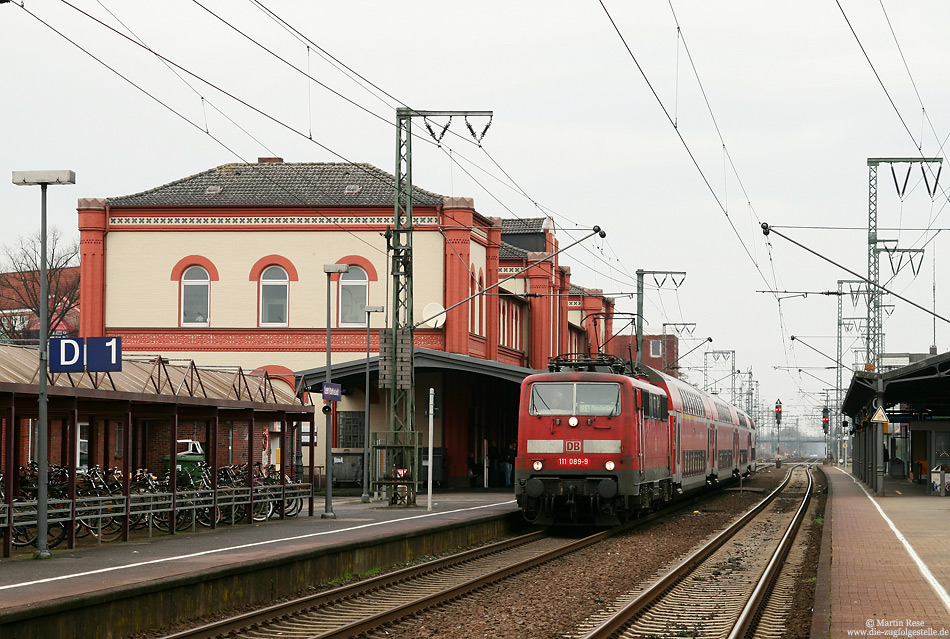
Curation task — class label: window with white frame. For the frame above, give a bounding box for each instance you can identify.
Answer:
[260,265,289,326]
[181,265,210,326]
[650,339,662,358]
[340,266,368,326]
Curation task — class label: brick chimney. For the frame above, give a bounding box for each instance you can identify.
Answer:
[258,157,283,163]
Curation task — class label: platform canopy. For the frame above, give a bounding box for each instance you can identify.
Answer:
[0,343,311,418]
[295,347,540,391]
[842,351,950,423]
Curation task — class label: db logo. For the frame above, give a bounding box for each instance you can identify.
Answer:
[566,441,581,452]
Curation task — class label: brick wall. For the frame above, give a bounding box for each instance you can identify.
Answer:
[2,415,276,478]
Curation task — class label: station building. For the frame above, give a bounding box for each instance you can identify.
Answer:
[843,349,950,494]
[76,159,615,487]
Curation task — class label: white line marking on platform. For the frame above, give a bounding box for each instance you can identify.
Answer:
[0,500,516,592]
[834,467,950,614]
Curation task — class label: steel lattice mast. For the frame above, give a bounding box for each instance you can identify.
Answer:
[379,108,491,504]
[837,279,867,463]
[865,158,941,370]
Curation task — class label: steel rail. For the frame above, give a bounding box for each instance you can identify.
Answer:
[728,466,813,639]
[577,465,799,639]
[161,481,728,639]
[158,530,549,639]
[311,526,621,639]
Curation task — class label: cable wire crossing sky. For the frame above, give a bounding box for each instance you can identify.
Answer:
[4,0,950,427]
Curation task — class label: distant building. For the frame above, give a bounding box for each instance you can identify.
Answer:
[878,348,939,373]
[603,332,681,376]
[0,266,80,345]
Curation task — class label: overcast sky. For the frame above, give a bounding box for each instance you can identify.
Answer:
[4,1,950,433]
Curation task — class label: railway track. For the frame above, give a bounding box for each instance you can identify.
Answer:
[160,472,800,639]
[569,464,814,639]
[160,526,620,639]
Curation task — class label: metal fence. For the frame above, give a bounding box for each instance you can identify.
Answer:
[2,483,311,547]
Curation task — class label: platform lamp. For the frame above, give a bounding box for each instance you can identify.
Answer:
[322,264,349,519]
[361,305,385,503]
[12,169,76,559]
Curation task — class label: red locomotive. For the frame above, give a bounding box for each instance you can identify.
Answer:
[515,354,756,525]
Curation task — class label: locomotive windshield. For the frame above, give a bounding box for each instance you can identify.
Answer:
[529,382,621,416]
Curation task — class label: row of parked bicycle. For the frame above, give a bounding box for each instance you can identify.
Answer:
[1,461,308,550]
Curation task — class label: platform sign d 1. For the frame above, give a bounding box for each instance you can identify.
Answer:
[86,337,122,372]
[322,382,342,402]
[49,337,122,373]
[49,338,84,373]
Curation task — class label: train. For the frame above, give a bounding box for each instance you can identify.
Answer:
[514,353,756,525]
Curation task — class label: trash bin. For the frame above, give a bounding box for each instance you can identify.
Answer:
[331,448,363,486]
[164,440,206,484]
[420,447,445,484]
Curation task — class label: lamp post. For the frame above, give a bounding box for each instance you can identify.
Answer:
[361,304,384,503]
[12,169,76,559]
[322,263,349,519]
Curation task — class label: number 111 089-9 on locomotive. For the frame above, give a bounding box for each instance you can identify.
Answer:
[514,354,756,525]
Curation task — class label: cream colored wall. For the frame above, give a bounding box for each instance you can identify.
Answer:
[410,232,446,323]
[499,277,526,296]
[105,229,444,328]
[108,227,449,475]
[469,241,487,278]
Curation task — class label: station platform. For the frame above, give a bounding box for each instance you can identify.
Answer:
[0,489,518,633]
[813,466,950,638]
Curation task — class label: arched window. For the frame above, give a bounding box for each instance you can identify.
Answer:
[260,265,289,326]
[340,266,368,326]
[181,266,210,326]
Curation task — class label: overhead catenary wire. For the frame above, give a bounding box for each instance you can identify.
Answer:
[25,1,654,351]
[17,2,469,264]
[186,0,643,293]
[599,1,805,402]
[762,223,950,325]
[598,1,772,292]
[835,0,950,246]
[17,3,801,403]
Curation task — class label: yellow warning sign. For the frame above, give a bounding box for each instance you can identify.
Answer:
[871,407,889,424]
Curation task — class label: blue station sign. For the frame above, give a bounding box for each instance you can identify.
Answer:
[322,382,342,402]
[49,337,123,373]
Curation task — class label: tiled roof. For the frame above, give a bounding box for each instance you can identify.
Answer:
[0,267,79,311]
[107,162,444,208]
[499,241,528,260]
[569,284,589,296]
[501,218,549,234]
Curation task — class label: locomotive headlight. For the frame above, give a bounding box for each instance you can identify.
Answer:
[532,461,543,471]
[568,417,579,428]
[605,461,616,471]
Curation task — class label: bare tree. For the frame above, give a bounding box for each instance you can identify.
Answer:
[0,228,80,345]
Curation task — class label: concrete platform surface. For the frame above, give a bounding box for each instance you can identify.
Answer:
[813,466,950,638]
[0,490,518,613]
